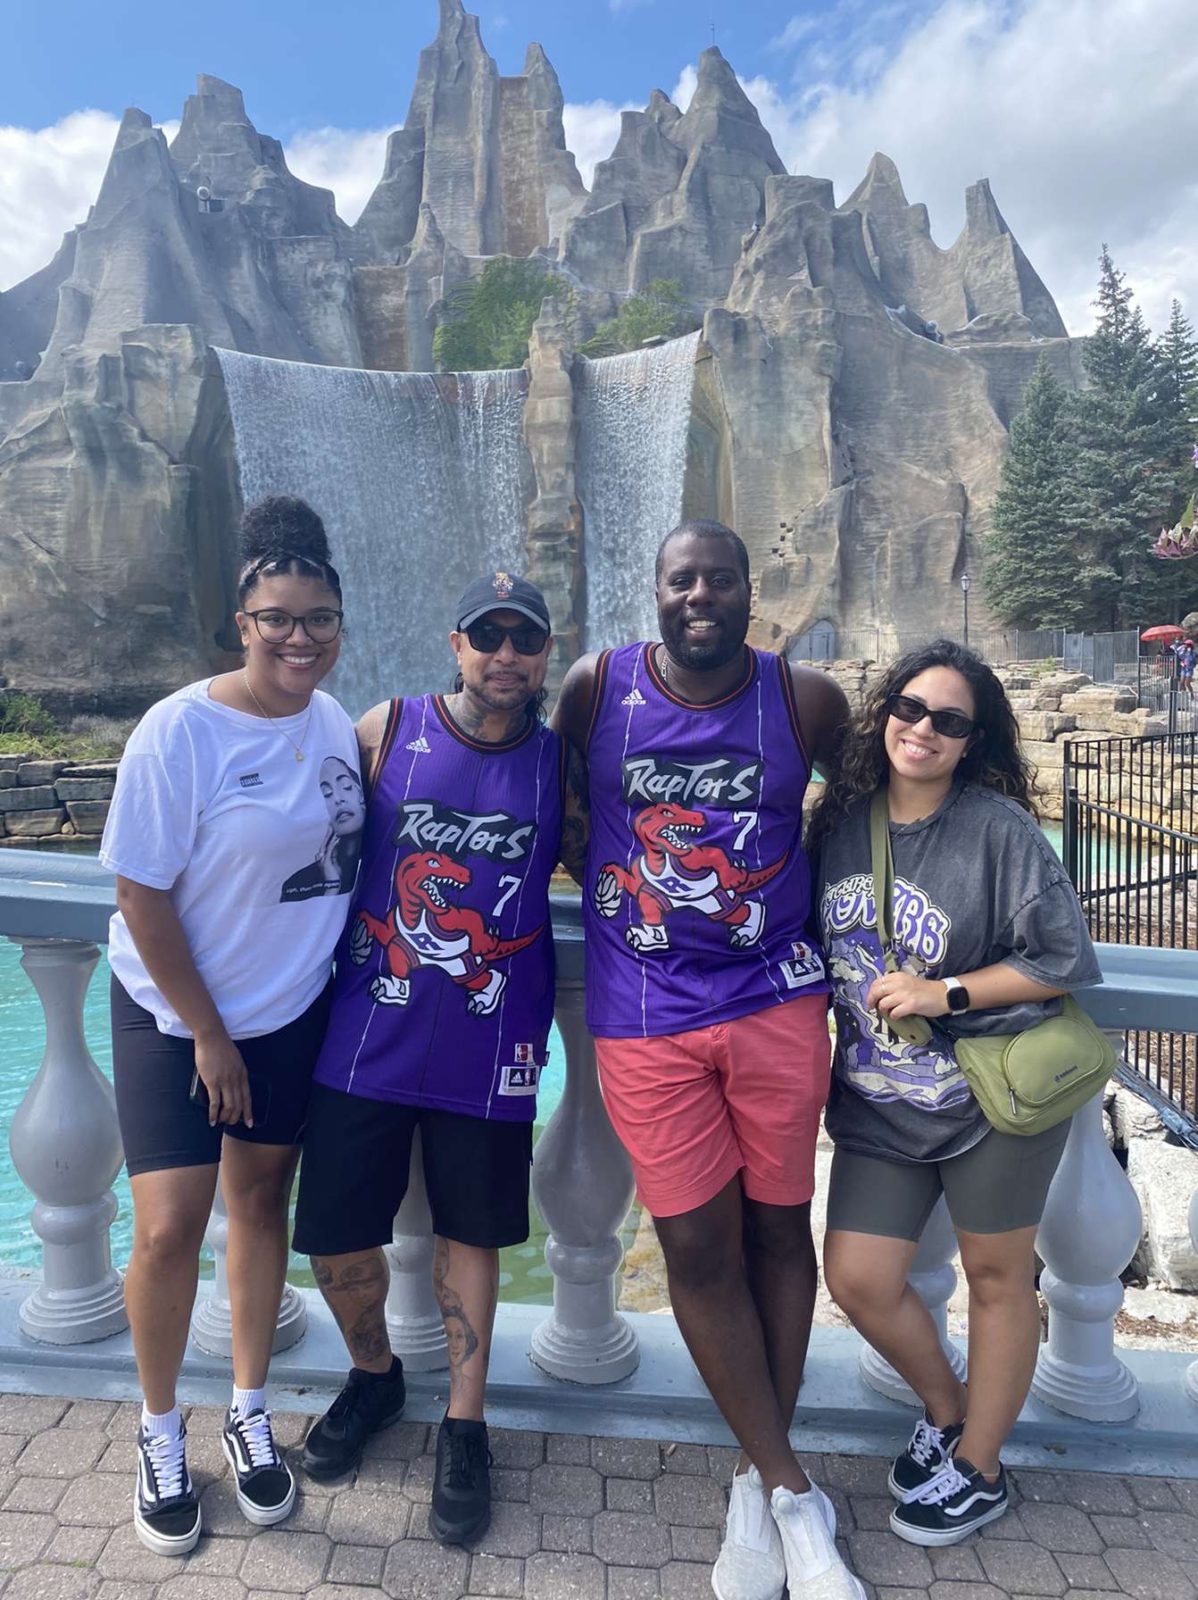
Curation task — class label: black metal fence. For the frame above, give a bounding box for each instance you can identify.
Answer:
[1063,734,1198,1130]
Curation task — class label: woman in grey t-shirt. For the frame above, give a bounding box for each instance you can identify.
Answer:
[808,639,1100,1549]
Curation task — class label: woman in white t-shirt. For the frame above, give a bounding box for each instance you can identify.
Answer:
[100,496,362,1556]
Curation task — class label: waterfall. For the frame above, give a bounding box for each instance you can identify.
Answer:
[215,351,528,717]
[575,331,701,650]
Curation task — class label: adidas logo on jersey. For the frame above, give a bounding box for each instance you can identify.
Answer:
[621,688,646,707]
[406,736,431,754]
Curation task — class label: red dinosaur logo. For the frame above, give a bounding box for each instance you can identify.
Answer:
[593,802,787,954]
[351,851,542,1015]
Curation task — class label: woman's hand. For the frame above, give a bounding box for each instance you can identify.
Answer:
[194,1030,253,1128]
[866,971,950,1021]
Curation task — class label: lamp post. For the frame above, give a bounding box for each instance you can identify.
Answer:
[960,572,971,648]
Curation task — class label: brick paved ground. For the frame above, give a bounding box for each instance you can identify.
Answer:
[1,1394,1197,1599]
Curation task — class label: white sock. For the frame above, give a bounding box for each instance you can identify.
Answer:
[141,1404,182,1440]
[230,1386,266,1419]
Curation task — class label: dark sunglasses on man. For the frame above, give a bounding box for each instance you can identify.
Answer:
[465,620,549,657]
[885,693,975,740]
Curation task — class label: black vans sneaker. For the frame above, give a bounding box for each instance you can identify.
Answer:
[887,1413,964,1503]
[890,1458,1008,1545]
[429,1415,492,1545]
[300,1359,406,1481]
[134,1420,201,1556]
[221,1408,296,1526]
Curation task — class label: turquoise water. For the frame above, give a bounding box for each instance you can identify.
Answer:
[0,943,568,1303]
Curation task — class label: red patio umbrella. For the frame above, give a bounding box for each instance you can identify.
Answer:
[1140,624,1185,642]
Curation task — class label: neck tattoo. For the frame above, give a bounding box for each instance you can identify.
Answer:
[447,692,528,744]
[242,671,312,762]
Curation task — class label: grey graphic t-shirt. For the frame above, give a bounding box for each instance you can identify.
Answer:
[816,783,1102,1164]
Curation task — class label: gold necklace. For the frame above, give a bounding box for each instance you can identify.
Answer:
[242,671,312,762]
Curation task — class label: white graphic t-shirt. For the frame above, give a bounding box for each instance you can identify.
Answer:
[817,783,1102,1164]
[101,680,363,1039]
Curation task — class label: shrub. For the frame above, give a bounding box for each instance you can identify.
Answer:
[578,281,700,358]
[433,259,571,372]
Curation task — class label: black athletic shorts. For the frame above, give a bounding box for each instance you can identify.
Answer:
[111,976,332,1178]
[292,1081,533,1254]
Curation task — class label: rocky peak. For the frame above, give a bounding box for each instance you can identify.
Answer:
[672,48,785,172]
[964,177,1005,236]
[169,74,343,239]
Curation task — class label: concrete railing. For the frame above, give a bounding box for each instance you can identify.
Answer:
[2,850,1197,1424]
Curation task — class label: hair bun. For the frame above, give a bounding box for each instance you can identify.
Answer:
[239,495,331,566]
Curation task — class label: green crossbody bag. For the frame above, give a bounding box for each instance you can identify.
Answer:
[868,789,1114,1136]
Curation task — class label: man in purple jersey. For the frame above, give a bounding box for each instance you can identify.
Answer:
[293,573,560,1547]
[555,522,862,1600]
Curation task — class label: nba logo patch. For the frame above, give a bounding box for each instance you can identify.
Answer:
[514,1042,534,1064]
[500,1061,540,1096]
[781,941,824,990]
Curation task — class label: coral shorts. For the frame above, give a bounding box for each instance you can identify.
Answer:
[595,993,832,1219]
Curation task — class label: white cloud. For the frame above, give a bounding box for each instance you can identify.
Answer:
[757,0,1198,335]
[562,98,638,188]
[0,111,120,291]
[284,125,397,225]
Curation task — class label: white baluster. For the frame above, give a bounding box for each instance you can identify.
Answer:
[191,1174,307,1357]
[1184,1185,1198,1405]
[859,1195,966,1404]
[530,976,639,1383]
[385,1129,448,1370]
[1033,1082,1141,1421]
[7,938,127,1343]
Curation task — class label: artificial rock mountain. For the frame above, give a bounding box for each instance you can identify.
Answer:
[0,0,1082,700]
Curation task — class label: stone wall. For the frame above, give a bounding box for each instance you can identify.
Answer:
[0,757,116,844]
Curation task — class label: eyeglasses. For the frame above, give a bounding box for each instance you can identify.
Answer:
[886,693,975,740]
[243,608,344,643]
[465,621,549,656]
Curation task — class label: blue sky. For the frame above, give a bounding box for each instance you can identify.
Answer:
[5,0,821,134]
[3,0,1196,339]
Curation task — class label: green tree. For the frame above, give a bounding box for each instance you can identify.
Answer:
[984,356,1089,627]
[1068,248,1196,627]
[432,259,569,372]
[578,281,699,357]
[1156,298,1198,418]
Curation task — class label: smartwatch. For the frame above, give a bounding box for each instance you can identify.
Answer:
[943,976,970,1013]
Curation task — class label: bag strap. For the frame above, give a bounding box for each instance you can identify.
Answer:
[868,788,933,1047]
[869,788,899,972]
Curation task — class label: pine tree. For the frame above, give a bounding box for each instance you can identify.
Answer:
[1068,249,1196,627]
[984,356,1088,627]
[1157,298,1198,418]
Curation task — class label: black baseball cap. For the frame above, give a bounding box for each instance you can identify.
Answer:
[456,571,551,632]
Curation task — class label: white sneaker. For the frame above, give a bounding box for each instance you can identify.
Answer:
[770,1483,867,1600]
[713,1468,838,1600]
[712,1467,785,1600]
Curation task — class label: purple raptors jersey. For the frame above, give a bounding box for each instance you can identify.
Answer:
[584,644,828,1039]
[314,696,563,1121]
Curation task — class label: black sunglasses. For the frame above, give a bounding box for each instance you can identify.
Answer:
[465,621,549,657]
[886,693,976,740]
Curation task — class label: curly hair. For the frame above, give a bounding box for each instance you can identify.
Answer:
[237,495,342,607]
[807,638,1036,850]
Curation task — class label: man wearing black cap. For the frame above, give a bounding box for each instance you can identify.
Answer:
[293,573,560,1545]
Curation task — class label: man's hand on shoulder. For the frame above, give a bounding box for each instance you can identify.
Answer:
[789,663,850,780]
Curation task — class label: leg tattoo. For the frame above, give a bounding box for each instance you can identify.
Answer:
[313,1252,392,1366]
